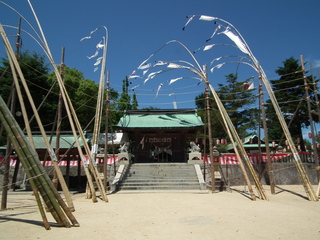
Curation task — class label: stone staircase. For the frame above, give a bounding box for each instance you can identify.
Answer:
[117,163,204,192]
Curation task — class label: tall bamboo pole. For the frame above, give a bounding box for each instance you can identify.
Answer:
[300,56,319,167]
[187,15,317,201]
[89,28,108,202]
[208,84,259,200]
[0,23,76,206]
[205,78,215,192]
[138,40,266,200]
[1,22,19,205]
[52,47,65,190]
[104,71,110,191]
[259,75,275,194]
[26,1,98,201]
[170,41,267,199]
[0,97,67,227]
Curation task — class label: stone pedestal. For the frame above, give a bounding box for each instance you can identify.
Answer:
[188,152,202,164]
[117,153,131,165]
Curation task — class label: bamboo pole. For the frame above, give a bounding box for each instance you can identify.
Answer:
[259,76,276,194]
[0,24,76,207]
[208,84,267,200]
[1,144,12,210]
[26,1,98,201]
[258,64,317,201]
[300,56,319,168]
[0,99,63,227]
[205,81,215,192]
[89,27,108,202]
[0,96,79,227]
[158,40,266,200]
[208,84,256,200]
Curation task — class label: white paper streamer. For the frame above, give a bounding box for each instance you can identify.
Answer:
[154,83,163,99]
[96,39,104,49]
[128,75,140,79]
[206,25,221,42]
[87,50,99,59]
[182,15,195,30]
[199,15,216,21]
[169,77,183,85]
[138,63,152,70]
[143,70,149,76]
[80,36,91,41]
[210,63,225,73]
[94,57,103,66]
[154,61,167,66]
[167,63,184,69]
[219,28,249,55]
[144,70,162,84]
[203,44,215,51]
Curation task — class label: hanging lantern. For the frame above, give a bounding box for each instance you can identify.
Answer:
[297,137,300,143]
[272,141,276,148]
[308,133,313,139]
[216,139,220,145]
[285,140,288,146]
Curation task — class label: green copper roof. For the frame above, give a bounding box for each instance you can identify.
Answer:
[116,109,204,129]
[27,134,89,149]
[226,134,277,150]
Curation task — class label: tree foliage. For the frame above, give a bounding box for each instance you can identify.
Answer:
[195,73,258,144]
[0,50,54,130]
[217,73,258,136]
[265,57,318,151]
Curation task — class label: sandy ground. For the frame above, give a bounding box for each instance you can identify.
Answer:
[0,185,320,240]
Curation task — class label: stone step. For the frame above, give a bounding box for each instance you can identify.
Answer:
[117,163,201,192]
[122,178,198,182]
[119,185,200,191]
[120,182,199,186]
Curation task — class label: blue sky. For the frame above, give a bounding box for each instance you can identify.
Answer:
[1,0,320,137]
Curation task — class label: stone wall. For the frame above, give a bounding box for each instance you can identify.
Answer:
[216,163,319,186]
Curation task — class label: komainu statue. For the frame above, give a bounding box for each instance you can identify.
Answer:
[190,141,200,152]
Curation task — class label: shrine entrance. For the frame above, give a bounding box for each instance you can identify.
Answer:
[115,109,204,163]
[134,133,186,163]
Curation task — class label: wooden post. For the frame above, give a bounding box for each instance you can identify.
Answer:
[212,147,220,193]
[300,56,319,167]
[104,71,110,192]
[53,47,65,189]
[316,166,320,197]
[259,73,275,194]
[205,84,215,192]
[11,156,20,191]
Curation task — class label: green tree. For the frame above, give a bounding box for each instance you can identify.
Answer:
[48,66,91,130]
[0,50,54,130]
[217,73,258,137]
[195,73,258,144]
[74,79,99,129]
[132,92,138,110]
[265,57,317,151]
[118,76,131,111]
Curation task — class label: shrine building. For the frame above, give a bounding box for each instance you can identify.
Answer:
[115,109,204,163]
